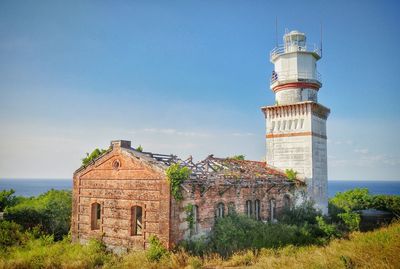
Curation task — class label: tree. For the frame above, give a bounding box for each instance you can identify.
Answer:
[5,190,72,240]
[0,189,18,211]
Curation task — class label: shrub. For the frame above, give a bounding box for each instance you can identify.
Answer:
[209,214,318,257]
[279,192,321,226]
[285,169,298,181]
[5,190,72,240]
[0,189,20,211]
[0,221,26,248]
[316,216,342,239]
[338,212,361,232]
[146,235,168,262]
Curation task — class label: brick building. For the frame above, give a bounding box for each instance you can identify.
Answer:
[71,140,301,251]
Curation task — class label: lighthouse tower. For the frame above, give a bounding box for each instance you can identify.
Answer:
[262,30,330,213]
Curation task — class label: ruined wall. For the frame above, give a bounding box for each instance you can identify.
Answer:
[170,180,294,245]
[71,145,171,252]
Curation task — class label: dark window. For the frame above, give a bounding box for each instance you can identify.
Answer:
[192,205,199,234]
[228,202,235,215]
[91,203,101,230]
[246,200,252,217]
[284,195,291,209]
[254,199,260,220]
[131,206,143,236]
[270,199,276,221]
[216,203,224,218]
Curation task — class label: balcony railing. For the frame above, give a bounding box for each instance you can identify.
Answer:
[270,44,321,60]
[270,70,321,85]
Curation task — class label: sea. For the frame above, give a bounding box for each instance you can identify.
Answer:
[0,179,400,198]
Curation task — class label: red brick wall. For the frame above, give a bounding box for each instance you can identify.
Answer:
[170,179,293,245]
[72,146,171,251]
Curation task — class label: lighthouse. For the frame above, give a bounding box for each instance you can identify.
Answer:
[262,30,330,213]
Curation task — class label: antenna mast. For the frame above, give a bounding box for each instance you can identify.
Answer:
[320,22,323,58]
[275,17,278,47]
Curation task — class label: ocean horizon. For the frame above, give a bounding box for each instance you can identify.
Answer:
[1,178,399,198]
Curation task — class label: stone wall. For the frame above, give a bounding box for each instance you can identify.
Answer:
[170,179,294,244]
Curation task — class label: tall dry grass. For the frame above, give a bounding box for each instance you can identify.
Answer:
[0,222,399,269]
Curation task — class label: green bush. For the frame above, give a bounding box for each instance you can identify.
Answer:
[5,190,72,240]
[146,235,168,262]
[0,236,113,269]
[316,216,342,239]
[0,221,26,248]
[329,188,399,231]
[338,212,361,231]
[279,195,321,226]
[329,188,372,219]
[209,214,318,257]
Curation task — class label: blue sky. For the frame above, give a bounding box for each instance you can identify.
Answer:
[0,0,399,180]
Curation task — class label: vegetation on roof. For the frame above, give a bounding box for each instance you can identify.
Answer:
[81,148,108,166]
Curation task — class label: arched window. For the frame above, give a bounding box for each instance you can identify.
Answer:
[216,203,224,218]
[228,202,235,215]
[270,199,276,221]
[284,195,291,209]
[254,199,260,220]
[246,200,252,218]
[91,202,101,230]
[192,205,199,234]
[131,206,143,236]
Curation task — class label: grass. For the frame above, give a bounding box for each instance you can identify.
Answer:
[0,222,399,269]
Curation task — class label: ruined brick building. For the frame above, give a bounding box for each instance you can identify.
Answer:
[72,30,328,251]
[71,140,300,251]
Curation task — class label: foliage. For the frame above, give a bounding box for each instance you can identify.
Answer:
[0,236,113,269]
[0,222,399,268]
[82,148,107,166]
[0,189,20,211]
[337,212,361,232]
[284,169,298,181]
[370,194,400,217]
[0,221,26,249]
[228,155,245,160]
[316,216,342,239]
[184,203,194,231]
[136,145,143,152]
[5,190,72,240]
[279,192,321,226]
[328,188,399,231]
[146,235,168,262]
[329,188,372,216]
[166,163,191,201]
[209,213,318,257]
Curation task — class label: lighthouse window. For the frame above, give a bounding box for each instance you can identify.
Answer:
[271,121,275,131]
[294,119,298,129]
[288,120,292,130]
[277,121,281,131]
[282,121,286,130]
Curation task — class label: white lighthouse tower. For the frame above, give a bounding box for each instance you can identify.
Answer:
[262,30,330,213]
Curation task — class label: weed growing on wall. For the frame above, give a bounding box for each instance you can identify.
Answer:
[166,163,191,201]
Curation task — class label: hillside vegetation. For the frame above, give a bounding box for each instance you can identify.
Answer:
[0,221,398,268]
[0,188,399,268]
